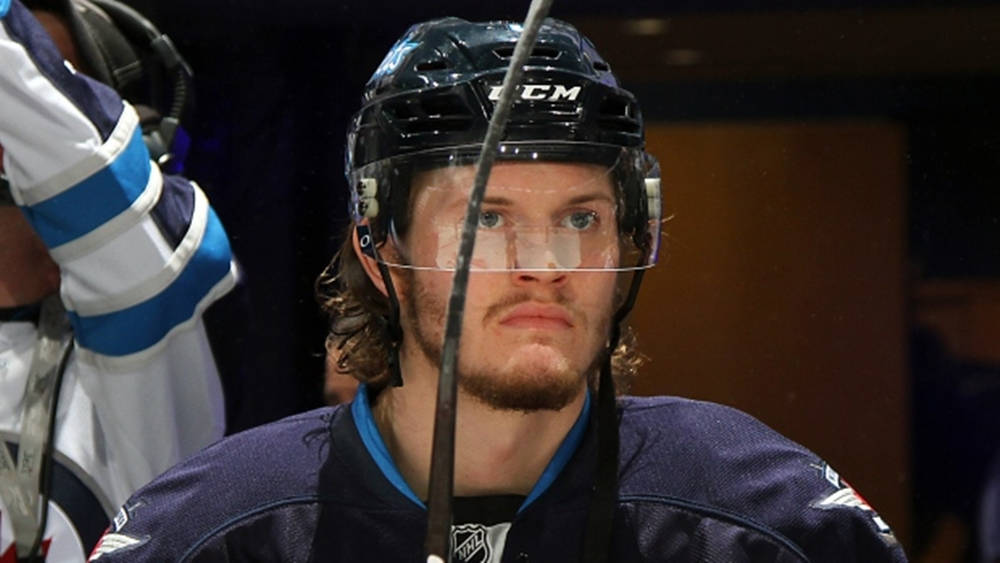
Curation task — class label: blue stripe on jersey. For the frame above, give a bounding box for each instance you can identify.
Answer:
[352,385,426,509]
[21,127,151,248]
[519,391,591,513]
[151,174,197,250]
[67,206,232,356]
[0,0,10,18]
[4,0,121,139]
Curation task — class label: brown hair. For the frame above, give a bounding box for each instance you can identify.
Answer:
[315,225,645,395]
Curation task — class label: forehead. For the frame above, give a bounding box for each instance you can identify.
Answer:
[410,161,614,207]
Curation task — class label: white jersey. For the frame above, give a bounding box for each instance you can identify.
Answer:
[0,0,237,558]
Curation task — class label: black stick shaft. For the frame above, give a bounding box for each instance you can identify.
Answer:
[423,1,555,560]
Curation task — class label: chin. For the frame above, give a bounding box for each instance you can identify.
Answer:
[458,347,586,413]
[512,341,572,369]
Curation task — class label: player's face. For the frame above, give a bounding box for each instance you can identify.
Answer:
[395,161,620,412]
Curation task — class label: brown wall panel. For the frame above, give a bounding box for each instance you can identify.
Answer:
[915,280,1000,364]
[629,120,911,547]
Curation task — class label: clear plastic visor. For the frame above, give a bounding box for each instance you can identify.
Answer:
[350,145,661,272]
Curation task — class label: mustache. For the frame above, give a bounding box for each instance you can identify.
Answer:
[482,291,579,325]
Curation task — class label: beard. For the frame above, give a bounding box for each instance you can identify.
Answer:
[400,270,610,413]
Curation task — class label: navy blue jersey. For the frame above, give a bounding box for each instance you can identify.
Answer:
[88,391,907,562]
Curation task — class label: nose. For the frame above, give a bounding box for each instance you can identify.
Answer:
[511,267,568,287]
[509,234,570,286]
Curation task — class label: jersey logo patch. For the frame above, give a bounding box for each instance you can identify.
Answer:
[811,463,896,543]
[452,524,491,563]
[371,40,418,80]
[815,486,874,512]
[87,533,145,561]
[111,507,128,532]
[813,486,893,533]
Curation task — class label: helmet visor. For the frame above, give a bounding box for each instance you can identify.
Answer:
[349,143,661,272]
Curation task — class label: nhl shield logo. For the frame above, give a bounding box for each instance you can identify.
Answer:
[451,524,491,563]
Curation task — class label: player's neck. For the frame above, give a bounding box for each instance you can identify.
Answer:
[371,352,587,501]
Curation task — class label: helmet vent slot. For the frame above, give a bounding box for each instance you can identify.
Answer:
[598,95,641,134]
[421,95,467,117]
[592,60,611,72]
[382,94,473,134]
[493,46,561,60]
[415,60,449,72]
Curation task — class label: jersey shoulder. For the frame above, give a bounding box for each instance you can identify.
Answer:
[617,395,823,512]
[617,394,816,470]
[615,395,907,562]
[90,406,345,561]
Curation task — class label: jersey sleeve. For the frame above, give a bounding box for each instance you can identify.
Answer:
[0,0,237,365]
[0,0,237,509]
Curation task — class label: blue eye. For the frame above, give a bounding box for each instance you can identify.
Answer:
[562,211,598,231]
[478,211,504,229]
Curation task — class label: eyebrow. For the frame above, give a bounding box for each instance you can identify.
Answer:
[480,191,615,206]
[482,195,516,206]
[564,192,616,206]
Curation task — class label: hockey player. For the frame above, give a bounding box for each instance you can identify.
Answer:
[88,17,907,563]
[0,0,236,559]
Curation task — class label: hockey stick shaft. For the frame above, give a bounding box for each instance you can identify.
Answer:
[423,0,555,560]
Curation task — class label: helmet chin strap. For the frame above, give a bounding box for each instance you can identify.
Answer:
[582,267,645,563]
[356,223,404,388]
[377,258,404,388]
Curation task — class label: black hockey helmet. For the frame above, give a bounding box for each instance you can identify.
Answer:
[345,17,661,272]
[348,17,644,166]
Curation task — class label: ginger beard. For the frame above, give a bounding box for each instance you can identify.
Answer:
[397,266,616,413]
[386,160,624,412]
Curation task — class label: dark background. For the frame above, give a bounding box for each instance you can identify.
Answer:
[111,2,999,560]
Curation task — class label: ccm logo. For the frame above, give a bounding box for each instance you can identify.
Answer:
[487,84,581,102]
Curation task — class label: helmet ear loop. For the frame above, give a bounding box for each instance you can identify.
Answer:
[359,225,404,388]
[375,258,405,388]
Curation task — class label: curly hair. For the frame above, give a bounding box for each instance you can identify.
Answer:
[315,225,646,396]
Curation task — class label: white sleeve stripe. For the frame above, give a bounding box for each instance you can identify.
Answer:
[49,160,162,264]
[13,104,138,205]
[72,262,238,373]
[0,23,107,191]
[65,185,209,316]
